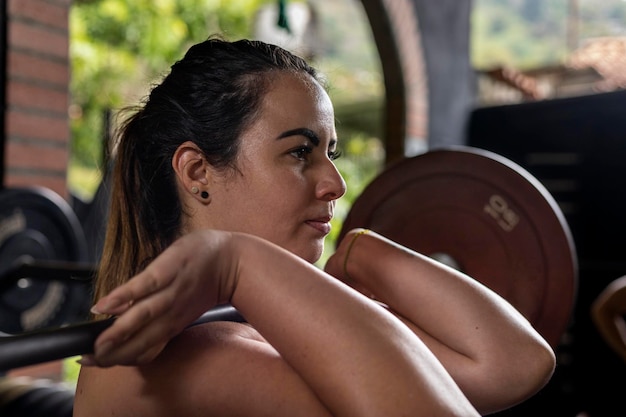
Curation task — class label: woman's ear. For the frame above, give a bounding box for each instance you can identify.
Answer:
[172,141,210,202]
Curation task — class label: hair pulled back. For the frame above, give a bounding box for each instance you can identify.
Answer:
[94,37,320,304]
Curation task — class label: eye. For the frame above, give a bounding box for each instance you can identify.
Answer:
[328,149,342,161]
[290,145,313,160]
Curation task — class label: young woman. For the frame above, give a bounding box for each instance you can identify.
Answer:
[74,37,555,416]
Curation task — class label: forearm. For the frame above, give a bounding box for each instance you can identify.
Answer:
[340,230,554,413]
[231,233,478,417]
[345,232,531,352]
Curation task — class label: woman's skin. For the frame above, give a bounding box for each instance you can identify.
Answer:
[74,71,554,417]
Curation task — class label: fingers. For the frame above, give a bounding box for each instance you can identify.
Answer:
[92,257,178,317]
[86,231,235,367]
[90,267,212,365]
[94,319,171,367]
[91,278,180,366]
[92,286,183,366]
[92,319,174,367]
[77,354,97,367]
[322,252,342,279]
[79,328,169,367]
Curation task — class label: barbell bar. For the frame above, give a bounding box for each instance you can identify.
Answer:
[0,304,245,370]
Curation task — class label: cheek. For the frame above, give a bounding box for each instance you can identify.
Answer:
[230,181,293,230]
[225,162,310,233]
[252,167,308,207]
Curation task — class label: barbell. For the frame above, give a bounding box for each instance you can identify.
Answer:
[338,146,578,348]
[0,187,93,335]
[0,146,578,371]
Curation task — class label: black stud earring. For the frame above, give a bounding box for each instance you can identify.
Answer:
[200,191,209,199]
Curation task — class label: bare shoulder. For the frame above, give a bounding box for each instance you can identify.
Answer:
[75,321,331,417]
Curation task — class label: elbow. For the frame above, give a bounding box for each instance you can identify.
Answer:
[496,319,558,404]
[521,340,556,396]
[504,338,556,405]
[472,338,556,415]
[506,343,556,411]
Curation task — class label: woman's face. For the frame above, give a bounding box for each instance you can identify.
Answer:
[207,72,346,262]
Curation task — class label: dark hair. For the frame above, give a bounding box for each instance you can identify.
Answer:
[94,37,321,305]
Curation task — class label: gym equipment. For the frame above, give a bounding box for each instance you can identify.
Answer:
[0,376,74,417]
[0,147,577,370]
[0,304,244,370]
[339,146,577,348]
[467,92,626,416]
[0,187,93,334]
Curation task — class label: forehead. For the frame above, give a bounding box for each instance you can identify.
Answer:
[234,72,337,161]
[258,72,335,128]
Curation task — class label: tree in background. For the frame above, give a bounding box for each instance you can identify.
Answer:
[70,0,269,177]
[471,0,626,70]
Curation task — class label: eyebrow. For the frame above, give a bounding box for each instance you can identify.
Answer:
[277,128,320,146]
[277,128,338,149]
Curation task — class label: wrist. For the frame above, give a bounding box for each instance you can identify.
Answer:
[343,229,371,280]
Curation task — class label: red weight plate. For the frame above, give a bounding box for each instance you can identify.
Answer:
[339,146,578,348]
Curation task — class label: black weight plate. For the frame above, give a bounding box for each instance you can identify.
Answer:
[0,186,90,334]
[339,146,578,348]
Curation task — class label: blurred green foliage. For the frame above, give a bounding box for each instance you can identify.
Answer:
[472,0,626,70]
[70,0,272,173]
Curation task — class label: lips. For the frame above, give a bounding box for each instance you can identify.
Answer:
[305,215,332,235]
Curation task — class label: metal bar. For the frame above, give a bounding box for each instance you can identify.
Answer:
[0,304,245,371]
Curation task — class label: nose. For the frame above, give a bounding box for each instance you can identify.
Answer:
[316,159,347,201]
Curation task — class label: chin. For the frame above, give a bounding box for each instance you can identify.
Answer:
[297,244,324,264]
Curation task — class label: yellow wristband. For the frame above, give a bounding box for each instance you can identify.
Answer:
[343,229,370,279]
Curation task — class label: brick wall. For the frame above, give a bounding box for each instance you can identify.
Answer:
[2,0,71,382]
[3,0,71,198]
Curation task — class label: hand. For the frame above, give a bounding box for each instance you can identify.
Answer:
[324,228,374,297]
[82,230,240,367]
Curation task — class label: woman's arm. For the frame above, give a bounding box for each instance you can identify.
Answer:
[324,229,555,415]
[87,229,479,417]
[591,275,626,364]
